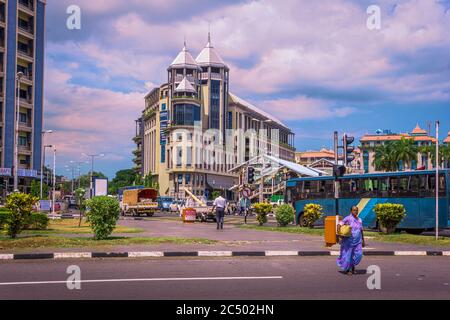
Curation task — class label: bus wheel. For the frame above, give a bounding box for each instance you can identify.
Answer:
[405,229,425,235]
[298,214,308,227]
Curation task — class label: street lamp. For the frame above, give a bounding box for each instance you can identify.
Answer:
[82,153,105,198]
[52,146,56,215]
[40,130,53,199]
[14,72,24,192]
[70,160,89,188]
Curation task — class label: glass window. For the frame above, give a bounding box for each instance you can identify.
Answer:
[174,104,200,126]
[210,80,220,129]
[186,147,192,167]
[176,147,182,167]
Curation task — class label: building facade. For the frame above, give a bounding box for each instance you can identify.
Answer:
[359,124,437,173]
[134,36,295,199]
[0,0,45,194]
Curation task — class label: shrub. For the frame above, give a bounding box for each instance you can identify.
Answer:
[85,196,120,240]
[302,204,323,228]
[24,213,50,230]
[253,203,273,226]
[275,204,295,227]
[374,203,406,234]
[5,193,38,238]
[0,211,8,229]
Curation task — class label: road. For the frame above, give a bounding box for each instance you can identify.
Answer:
[0,256,449,300]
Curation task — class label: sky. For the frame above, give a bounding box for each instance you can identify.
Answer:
[43,0,450,178]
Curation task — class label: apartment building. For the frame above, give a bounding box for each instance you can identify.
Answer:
[0,0,45,194]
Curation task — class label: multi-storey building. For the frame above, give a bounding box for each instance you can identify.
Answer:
[134,35,295,199]
[359,124,437,173]
[0,0,45,194]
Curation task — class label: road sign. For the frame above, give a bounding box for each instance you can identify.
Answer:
[242,188,251,198]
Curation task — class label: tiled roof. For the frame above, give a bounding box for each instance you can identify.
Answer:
[360,134,437,143]
[444,132,450,143]
[411,123,428,135]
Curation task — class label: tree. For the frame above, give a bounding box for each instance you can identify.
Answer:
[5,193,38,238]
[392,137,418,170]
[78,172,108,189]
[373,143,397,172]
[30,180,49,200]
[108,169,137,195]
[85,196,120,240]
[74,188,86,227]
[420,144,450,168]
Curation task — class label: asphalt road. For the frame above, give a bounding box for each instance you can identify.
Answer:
[0,256,449,300]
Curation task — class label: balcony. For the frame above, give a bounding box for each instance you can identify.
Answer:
[18,0,34,15]
[201,72,222,81]
[18,144,32,155]
[18,25,34,39]
[17,49,34,62]
[19,98,33,109]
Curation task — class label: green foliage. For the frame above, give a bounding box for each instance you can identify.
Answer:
[30,180,49,200]
[0,211,49,230]
[211,191,222,200]
[78,172,108,189]
[302,203,324,228]
[5,193,38,238]
[23,213,49,230]
[275,204,295,227]
[108,169,137,195]
[74,188,86,209]
[374,203,406,233]
[420,144,450,168]
[254,203,273,226]
[85,196,120,240]
[373,138,418,172]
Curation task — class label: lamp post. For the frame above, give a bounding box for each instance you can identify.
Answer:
[435,121,439,241]
[14,72,24,192]
[40,130,53,199]
[82,153,105,198]
[52,146,56,215]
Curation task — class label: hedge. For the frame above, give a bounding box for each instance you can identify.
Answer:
[0,211,49,230]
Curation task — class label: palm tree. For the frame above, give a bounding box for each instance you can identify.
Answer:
[421,144,450,168]
[373,142,397,172]
[391,138,418,170]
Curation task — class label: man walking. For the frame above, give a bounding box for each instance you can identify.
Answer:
[211,192,227,230]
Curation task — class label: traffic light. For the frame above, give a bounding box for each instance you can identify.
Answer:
[333,165,346,178]
[247,166,255,184]
[343,134,355,165]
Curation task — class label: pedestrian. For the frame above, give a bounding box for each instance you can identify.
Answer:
[211,192,228,230]
[240,197,251,224]
[336,206,366,275]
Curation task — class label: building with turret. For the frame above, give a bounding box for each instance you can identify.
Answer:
[134,35,296,199]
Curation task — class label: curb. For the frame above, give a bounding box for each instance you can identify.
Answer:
[1,251,449,260]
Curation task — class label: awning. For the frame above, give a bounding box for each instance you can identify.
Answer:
[206,174,236,190]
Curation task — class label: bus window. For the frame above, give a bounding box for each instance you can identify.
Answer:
[341,179,358,198]
[389,177,399,197]
[324,179,334,198]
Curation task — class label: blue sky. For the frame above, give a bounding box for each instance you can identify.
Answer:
[43,0,450,178]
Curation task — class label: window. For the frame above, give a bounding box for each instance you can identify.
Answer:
[185,174,191,185]
[19,112,27,123]
[228,112,233,129]
[210,80,220,129]
[186,147,192,167]
[173,104,200,126]
[19,136,27,146]
[161,145,166,163]
[176,147,182,167]
[161,103,166,111]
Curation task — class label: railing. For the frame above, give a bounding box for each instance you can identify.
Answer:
[18,25,34,35]
[18,49,33,59]
[18,144,31,152]
[18,0,34,12]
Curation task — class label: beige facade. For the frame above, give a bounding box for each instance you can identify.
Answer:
[135,36,295,199]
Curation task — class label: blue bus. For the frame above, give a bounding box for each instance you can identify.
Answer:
[285,169,450,234]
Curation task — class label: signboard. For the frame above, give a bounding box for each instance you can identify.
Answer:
[39,200,52,211]
[18,169,38,178]
[93,178,108,196]
[0,168,11,176]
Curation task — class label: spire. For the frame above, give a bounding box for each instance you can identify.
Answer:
[195,29,227,68]
[207,24,211,47]
[170,41,199,68]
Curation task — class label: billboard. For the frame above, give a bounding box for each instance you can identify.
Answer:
[93,178,108,196]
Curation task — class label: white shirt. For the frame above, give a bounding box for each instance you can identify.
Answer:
[213,196,227,209]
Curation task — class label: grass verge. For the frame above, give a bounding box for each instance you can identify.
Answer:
[1,219,143,236]
[0,235,217,251]
[238,225,450,247]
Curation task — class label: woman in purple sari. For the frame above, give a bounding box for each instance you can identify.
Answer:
[337,206,366,275]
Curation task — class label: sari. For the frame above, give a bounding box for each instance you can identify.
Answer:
[336,214,363,272]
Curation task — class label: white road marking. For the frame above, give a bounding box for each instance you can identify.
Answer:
[330,251,340,256]
[0,276,283,287]
[442,252,450,256]
[0,254,14,260]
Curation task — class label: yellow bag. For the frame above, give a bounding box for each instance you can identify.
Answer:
[338,225,352,237]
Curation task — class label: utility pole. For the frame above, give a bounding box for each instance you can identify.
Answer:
[52,146,56,215]
[82,153,104,198]
[40,130,53,199]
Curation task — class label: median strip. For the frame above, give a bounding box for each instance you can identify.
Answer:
[0,250,448,261]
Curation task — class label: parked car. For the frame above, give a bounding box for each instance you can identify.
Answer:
[158,196,174,212]
[169,200,183,213]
